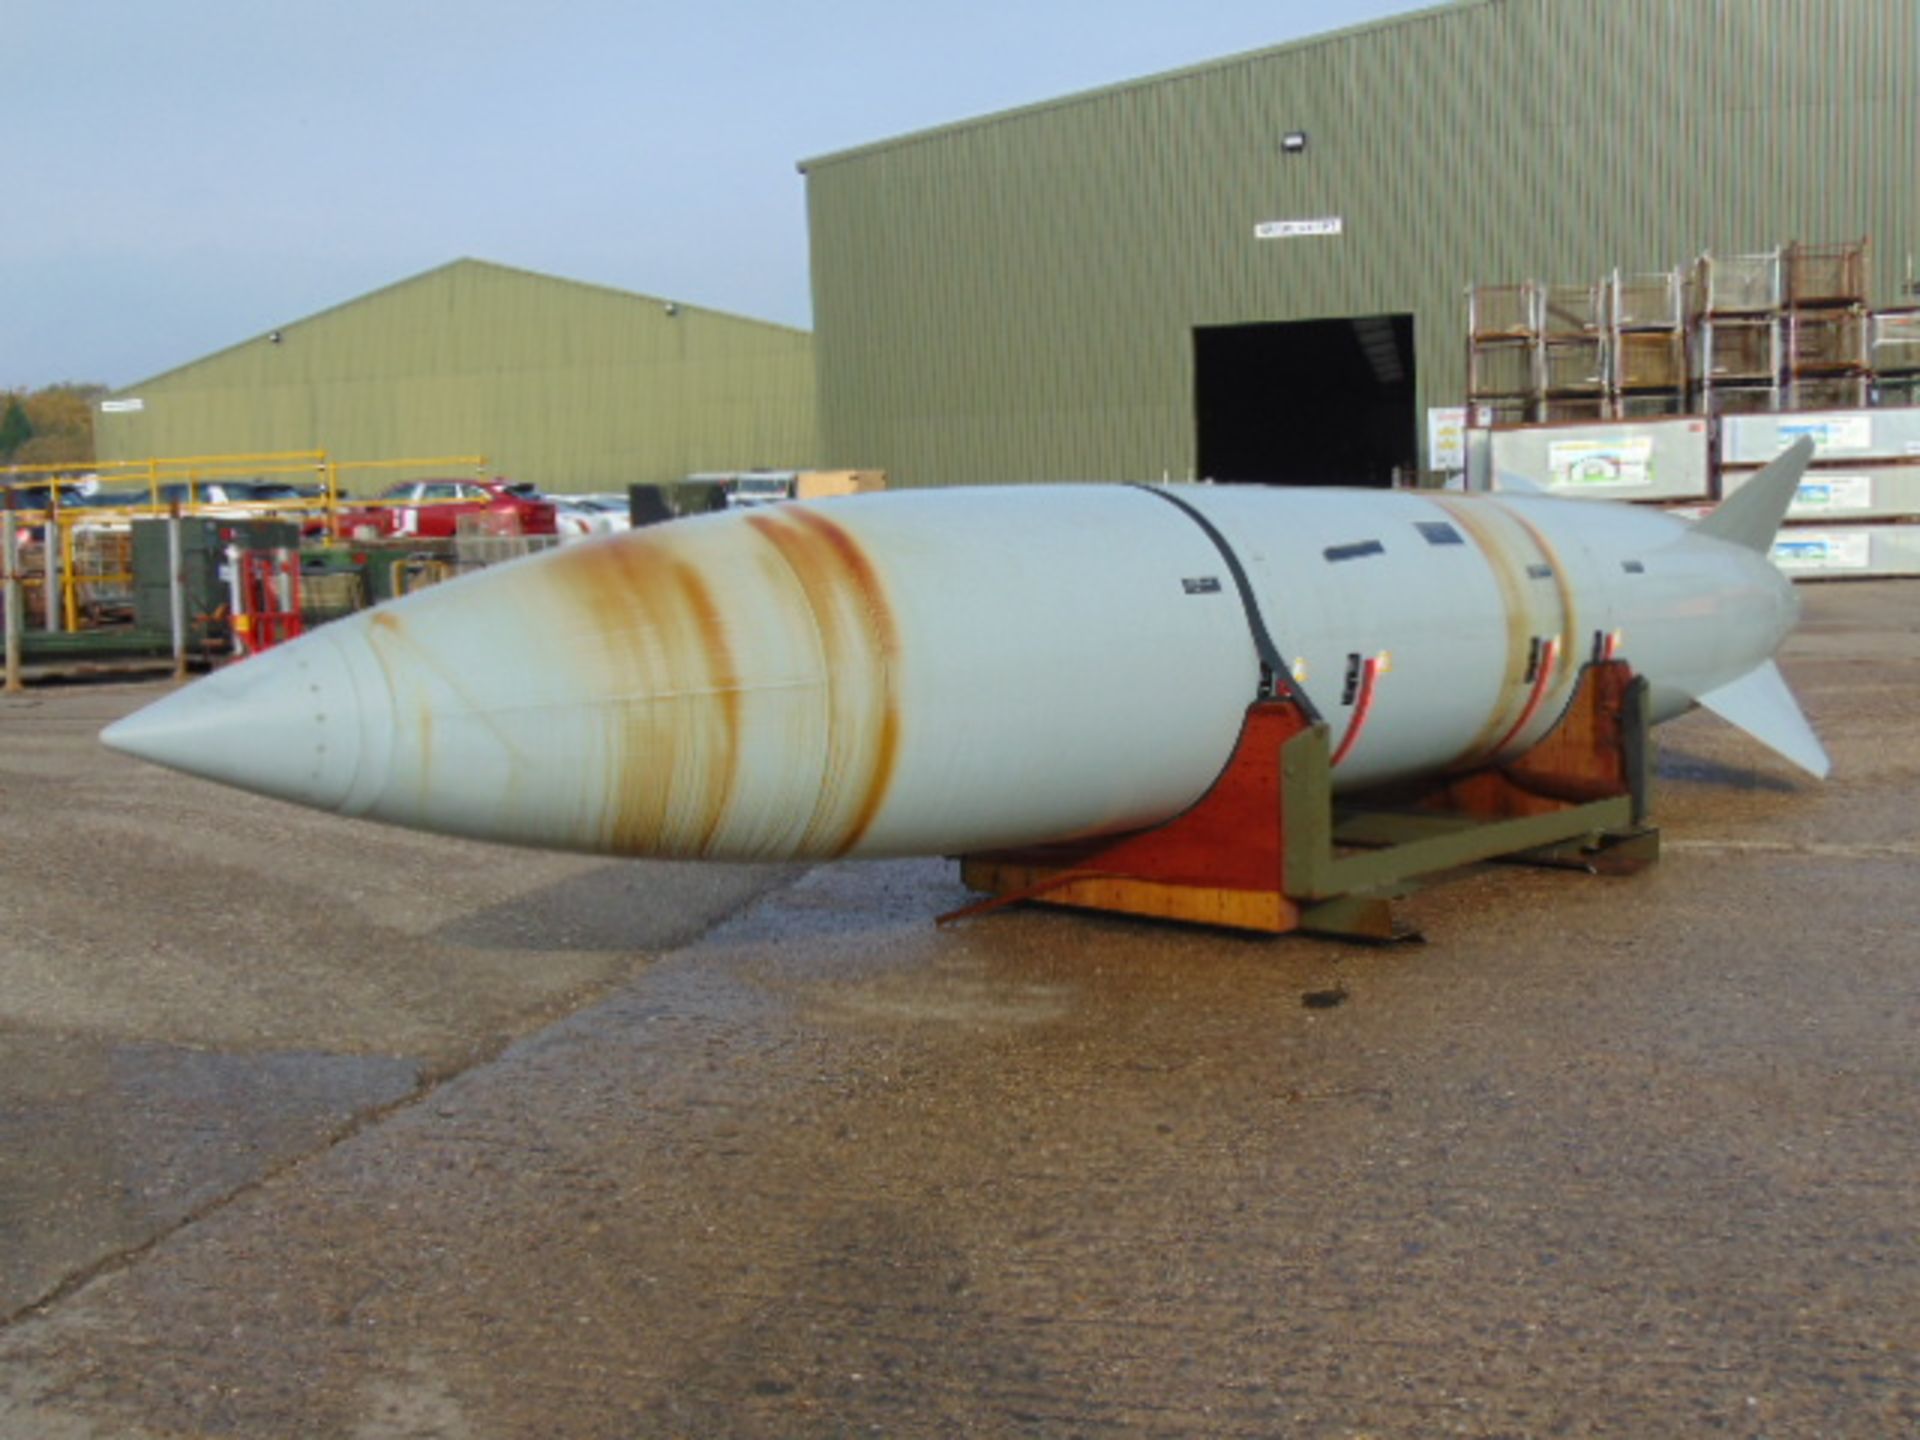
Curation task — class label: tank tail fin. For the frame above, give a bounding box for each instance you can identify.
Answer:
[1693,659,1830,779]
[1695,436,1814,553]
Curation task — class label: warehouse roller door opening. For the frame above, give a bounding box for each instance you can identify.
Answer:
[1194,315,1416,488]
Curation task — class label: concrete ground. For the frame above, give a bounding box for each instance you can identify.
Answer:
[0,581,1915,1438]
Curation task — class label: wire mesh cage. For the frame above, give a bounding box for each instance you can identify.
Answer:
[1468,339,1536,397]
[1614,331,1687,390]
[1611,391,1687,419]
[1785,375,1872,411]
[71,528,135,621]
[1786,239,1870,310]
[1693,318,1780,383]
[1876,374,1920,407]
[1539,337,1609,395]
[1869,311,1920,376]
[1467,284,1540,340]
[1702,384,1780,417]
[1609,270,1684,330]
[1787,310,1869,374]
[1535,396,1609,424]
[1689,251,1783,317]
[1540,284,1604,337]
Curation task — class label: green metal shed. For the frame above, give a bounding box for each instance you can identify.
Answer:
[95,259,816,493]
[801,0,1918,488]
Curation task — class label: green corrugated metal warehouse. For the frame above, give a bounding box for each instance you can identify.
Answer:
[801,0,1918,489]
[96,259,816,492]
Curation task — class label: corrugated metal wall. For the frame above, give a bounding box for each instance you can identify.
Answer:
[96,260,817,492]
[803,0,1919,488]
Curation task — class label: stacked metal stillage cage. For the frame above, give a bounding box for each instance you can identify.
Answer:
[1690,249,1786,416]
[1467,273,1690,425]
[1465,239,1920,579]
[1465,285,1539,430]
[1609,269,1688,419]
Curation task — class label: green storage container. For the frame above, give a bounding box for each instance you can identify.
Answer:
[132,518,302,642]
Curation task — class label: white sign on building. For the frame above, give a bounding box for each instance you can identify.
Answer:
[1427,407,1468,471]
[1254,217,1344,240]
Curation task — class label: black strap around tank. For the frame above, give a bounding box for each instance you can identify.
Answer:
[1129,485,1322,723]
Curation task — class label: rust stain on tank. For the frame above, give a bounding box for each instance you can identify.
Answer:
[537,507,900,860]
[1491,499,1580,747]
[362,610,433,801]
[1430,495,1533,765]
[747,506,902,857]
[362,607,511,798]
[545,533,744,857]
[1492,502,1579,644]
[670,561,743,856]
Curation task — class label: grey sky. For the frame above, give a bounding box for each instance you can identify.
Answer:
[8,0,1419,389]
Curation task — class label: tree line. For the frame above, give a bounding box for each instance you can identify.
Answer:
[1,384,107,469]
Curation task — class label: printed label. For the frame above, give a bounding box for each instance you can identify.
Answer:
[1771,531,1873,570]
[1789,475,1873,515]
[1778,413,1873,455]
[1547,436,1655,488]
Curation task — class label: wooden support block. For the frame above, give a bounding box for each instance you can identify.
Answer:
[947,661,1657,937]
[956,860,1298,933]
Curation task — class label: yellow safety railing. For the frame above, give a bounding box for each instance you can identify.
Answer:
[3,450,491,632]
[1,450,326,480]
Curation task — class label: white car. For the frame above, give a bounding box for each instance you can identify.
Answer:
[583,493,634,528]
[727,472,798,507]
[551,495,632,537]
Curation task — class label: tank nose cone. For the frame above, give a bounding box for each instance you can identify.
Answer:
[101,630,372,812]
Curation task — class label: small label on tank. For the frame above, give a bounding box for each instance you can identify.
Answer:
[1182,577,1223,594]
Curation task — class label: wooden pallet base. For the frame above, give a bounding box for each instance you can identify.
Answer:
[944,661,1657,940]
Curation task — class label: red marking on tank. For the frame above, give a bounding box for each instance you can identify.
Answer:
[1330,655,1382,769]
[1489,635,1561,758]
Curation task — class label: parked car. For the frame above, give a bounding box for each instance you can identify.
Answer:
[333,479,558,539]
[247,482,325,503]
[551,494,632,537]
[151,481,319,515]
[727,471,800,508]
[2,482,88,513]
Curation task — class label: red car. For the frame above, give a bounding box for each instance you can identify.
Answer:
[332,479,558,539]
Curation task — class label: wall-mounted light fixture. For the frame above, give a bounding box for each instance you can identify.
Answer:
[1282,131,1309,155]
[268,330,284,344]
[663,301,679,317]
